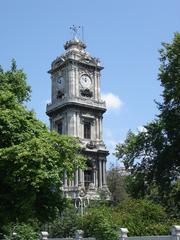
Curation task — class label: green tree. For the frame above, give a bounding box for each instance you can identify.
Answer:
[81,199,175,238]
[107,165,128,202]
[82,205,118,240]
[0,61,85,228]
[112,198,177,236]
[50,205,81,238]
[4,223,38,240]
[115,33,180,215]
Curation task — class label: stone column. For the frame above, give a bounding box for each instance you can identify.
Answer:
[75,169,78,187]
[96,118,99,140]
[78,169,84,187]
[91,121,95,141]
[79,116,83,139]
[64,171,67,188]
[71,173,74,187]
[49,117,53,131]
[78,168,81,185]
[75,112,77,137]
[76,112,79,138]
[72,67,75,96]
[75,230,84,240]
[119,228,128,240]
[73,112,76,136]
[95,170,98,187]
[99,160,102,187]
[93,169,96,185]
[102,160,106,186]
[65,112,68,135]
[40,231,49,240]
[171,225,180,240]
[67,112,74,136]
[75,68,79,96]
[69,65,75,96]
[97,116,101,140]
[94,72,97,100]
[81,170,84,187]
[97,72,101,101]
[99,116,103,140]
[12,232,17,239]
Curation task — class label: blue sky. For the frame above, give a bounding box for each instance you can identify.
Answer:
[1,0,179,167]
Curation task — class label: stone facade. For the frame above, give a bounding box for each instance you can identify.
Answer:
[46,37,110,200]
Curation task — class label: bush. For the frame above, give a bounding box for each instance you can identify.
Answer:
[50,206,81,238]
[82,206,118,240]
[4,223,38,240]
[80,198,179,238]
[112,198,175,236]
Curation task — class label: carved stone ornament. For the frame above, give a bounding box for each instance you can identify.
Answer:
[88,183,96,191]
[80,88,93,98]
[79,68,94,77]
[78,188,86,197]
[86,141,96,149]
[57,90,64,99]
[80,115,95,126]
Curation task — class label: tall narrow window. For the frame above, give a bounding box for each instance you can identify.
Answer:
[57,122,63,135]
[84,122,91,139]
[84,170,93,189]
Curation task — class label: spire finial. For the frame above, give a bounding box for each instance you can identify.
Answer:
[70,25,81,39]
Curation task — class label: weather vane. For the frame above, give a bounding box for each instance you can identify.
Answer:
[70,25,81,39]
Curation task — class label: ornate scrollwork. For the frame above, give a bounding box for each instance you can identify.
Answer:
[86,141,96,149]
[57,90,64,99]
[80,88,93,98]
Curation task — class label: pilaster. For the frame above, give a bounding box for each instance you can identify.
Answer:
[99,159,102,187]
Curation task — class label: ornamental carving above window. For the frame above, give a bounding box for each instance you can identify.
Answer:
[80,89,93,98]
[86,141,96,149]
[57,90,64,99]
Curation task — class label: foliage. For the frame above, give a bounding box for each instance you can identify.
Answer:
[79,198,176,238]
[107,165,128,202]
[4,223,38,240]
[157,32,180,186]
[0,59,31,103]
[0,61,85,229]
[112,198,175,236]
[82,205,118,240]
[39,198,179,238]
[50,205,81,238]
[114,33,180,216]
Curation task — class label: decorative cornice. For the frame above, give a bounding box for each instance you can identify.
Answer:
[64,38,86,50]
[46,96,106,115]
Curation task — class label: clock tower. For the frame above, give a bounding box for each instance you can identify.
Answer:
[46,36,110,200]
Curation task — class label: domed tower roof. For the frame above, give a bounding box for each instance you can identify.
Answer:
[64,37,86,51]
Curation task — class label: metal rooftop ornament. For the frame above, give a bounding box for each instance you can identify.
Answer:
[70,25,81,39]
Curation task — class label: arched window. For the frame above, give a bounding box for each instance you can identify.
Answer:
[57,121,63,135]
[84,122,91,139]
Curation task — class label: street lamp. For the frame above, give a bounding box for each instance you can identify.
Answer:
[74,188,89,216]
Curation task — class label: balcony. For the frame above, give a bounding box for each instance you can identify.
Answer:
[46,96,106,115]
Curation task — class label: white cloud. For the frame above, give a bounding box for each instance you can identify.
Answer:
[104,128,125,169]
[101,92,123,111]
[45,99,51,105]
[104,128,122,156]
[137,126,147,133]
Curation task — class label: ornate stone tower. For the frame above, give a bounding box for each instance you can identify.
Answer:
[46,36,110,200]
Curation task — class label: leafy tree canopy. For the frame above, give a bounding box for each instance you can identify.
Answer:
[115,33,180,215]
[107,165,128,202]
[0,61,85,227]
[0,59,31,103]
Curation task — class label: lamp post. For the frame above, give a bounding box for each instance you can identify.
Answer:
[74,188,89,216]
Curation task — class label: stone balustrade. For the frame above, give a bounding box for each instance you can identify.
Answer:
[119,225,180,240]
[11,225,180,240]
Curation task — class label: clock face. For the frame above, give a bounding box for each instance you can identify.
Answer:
[57,77,64,89]
[80,74,92,89]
